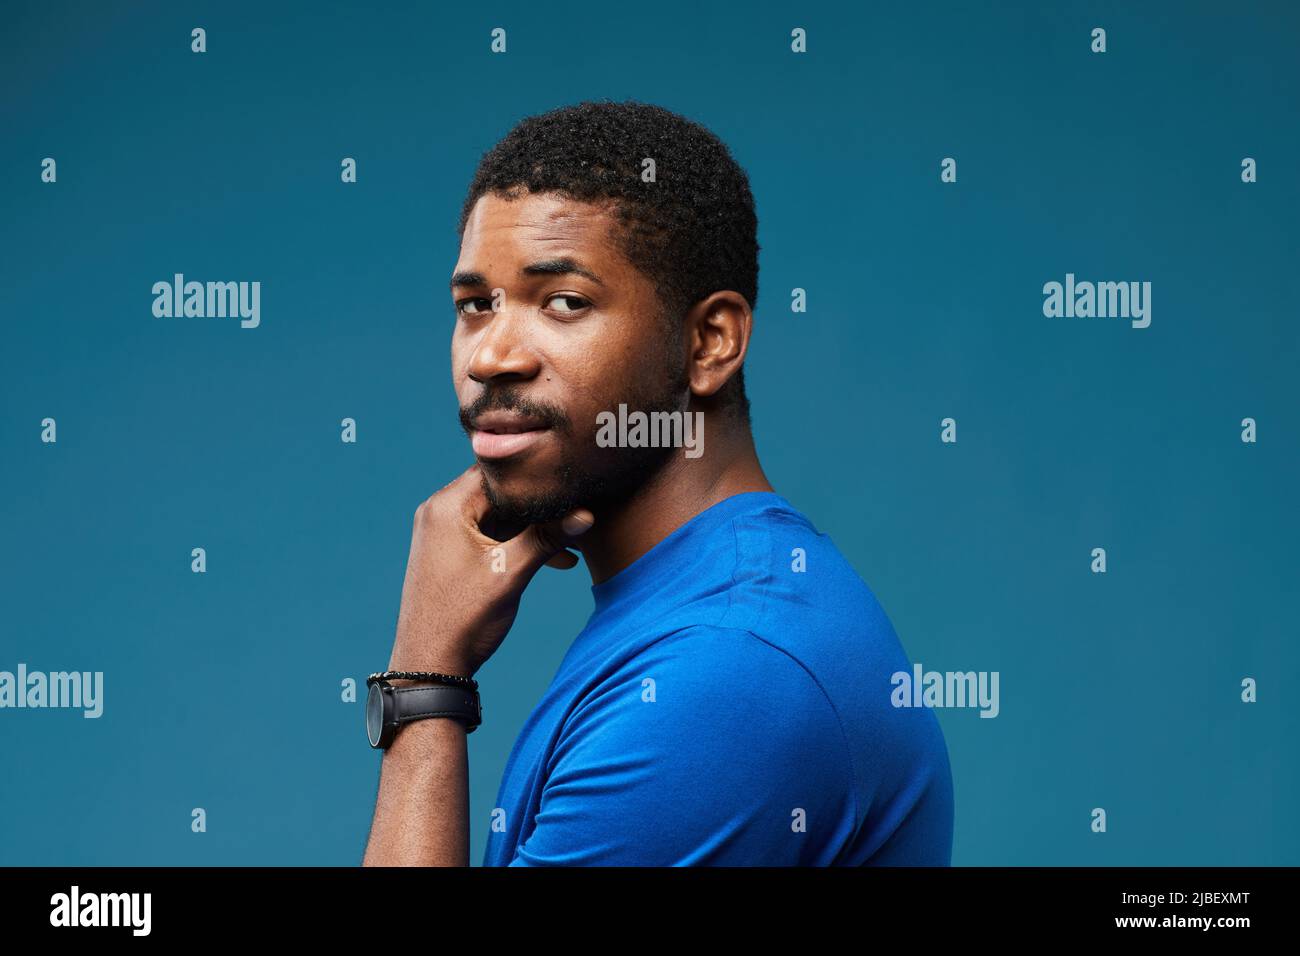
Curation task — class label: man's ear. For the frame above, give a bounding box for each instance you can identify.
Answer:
[686,291,753,399]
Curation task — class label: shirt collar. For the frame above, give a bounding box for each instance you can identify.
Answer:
[588,491,790,617]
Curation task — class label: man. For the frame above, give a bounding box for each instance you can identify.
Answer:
[363,100,953,866]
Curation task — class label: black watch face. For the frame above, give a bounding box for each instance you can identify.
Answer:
[366,682,385,747]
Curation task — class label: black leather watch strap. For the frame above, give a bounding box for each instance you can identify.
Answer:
[392,682,482,734]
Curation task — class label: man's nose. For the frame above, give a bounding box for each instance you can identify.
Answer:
[466,305,541,384]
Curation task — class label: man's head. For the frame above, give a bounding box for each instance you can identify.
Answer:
[451,100,759,528]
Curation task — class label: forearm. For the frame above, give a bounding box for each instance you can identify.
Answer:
[362,463,591,865]
[363,703,471,867]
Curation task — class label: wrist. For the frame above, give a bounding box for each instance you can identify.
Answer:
[388,640,477,679]
[366,672,482,749]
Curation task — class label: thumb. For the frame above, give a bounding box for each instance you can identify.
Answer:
[514,507,595,574]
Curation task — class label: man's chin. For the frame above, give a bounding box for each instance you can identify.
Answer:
[475,440,677,536]
[477,473,583,537]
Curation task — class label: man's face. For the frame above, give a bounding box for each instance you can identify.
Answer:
[451,189,688,529]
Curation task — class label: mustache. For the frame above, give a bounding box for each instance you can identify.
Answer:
[458,385,571,434]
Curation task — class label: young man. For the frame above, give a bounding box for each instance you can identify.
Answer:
[363,100,953,866]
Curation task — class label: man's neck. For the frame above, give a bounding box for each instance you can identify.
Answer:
[578,420,774,584]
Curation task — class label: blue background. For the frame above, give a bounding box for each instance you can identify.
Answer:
[2,0,1296,865]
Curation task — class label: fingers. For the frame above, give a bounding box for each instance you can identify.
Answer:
[510,507,595,575]
[451,464,493,527]
[559,510,596,537]
[544,549,580,570]
[426,463,594,575]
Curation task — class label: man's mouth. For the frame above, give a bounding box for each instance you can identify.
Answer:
[469,410,552,460]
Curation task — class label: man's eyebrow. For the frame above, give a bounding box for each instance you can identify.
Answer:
[450,258,605,293]
[521,258,605,286]
[450,271,487,291]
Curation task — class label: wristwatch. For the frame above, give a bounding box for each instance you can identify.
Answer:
[366,679,482,749]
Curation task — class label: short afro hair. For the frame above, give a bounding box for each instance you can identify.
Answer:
[457,99,758,423]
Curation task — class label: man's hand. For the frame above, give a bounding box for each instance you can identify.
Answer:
[387,463,594,678]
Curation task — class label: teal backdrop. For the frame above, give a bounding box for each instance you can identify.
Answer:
[1,0,1296,865]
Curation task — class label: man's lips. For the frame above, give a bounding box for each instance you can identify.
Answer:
[469,410,552,460]
[472,429,549,459]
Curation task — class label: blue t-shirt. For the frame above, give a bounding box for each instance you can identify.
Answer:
[482,491,954,866]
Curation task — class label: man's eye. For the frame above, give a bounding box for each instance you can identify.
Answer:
[456,298,493,315]
[546,294,590,314]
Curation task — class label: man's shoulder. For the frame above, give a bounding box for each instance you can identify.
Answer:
[723,495,880,594]
[532,621,865,865]
[604,622,842,715]
[713,497,903,660]
[561,622,857,802]
[695,498,952,796]
[568,622,848,756]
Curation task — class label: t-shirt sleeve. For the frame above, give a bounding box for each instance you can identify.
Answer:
[506,625,858,866]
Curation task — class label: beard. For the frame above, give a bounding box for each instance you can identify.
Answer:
[461,345,690,537]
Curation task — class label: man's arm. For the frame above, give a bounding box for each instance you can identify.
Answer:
[363,709,470,866]
[360,464,592,867]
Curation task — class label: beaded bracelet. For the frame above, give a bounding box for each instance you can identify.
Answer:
[367,670,478,691]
